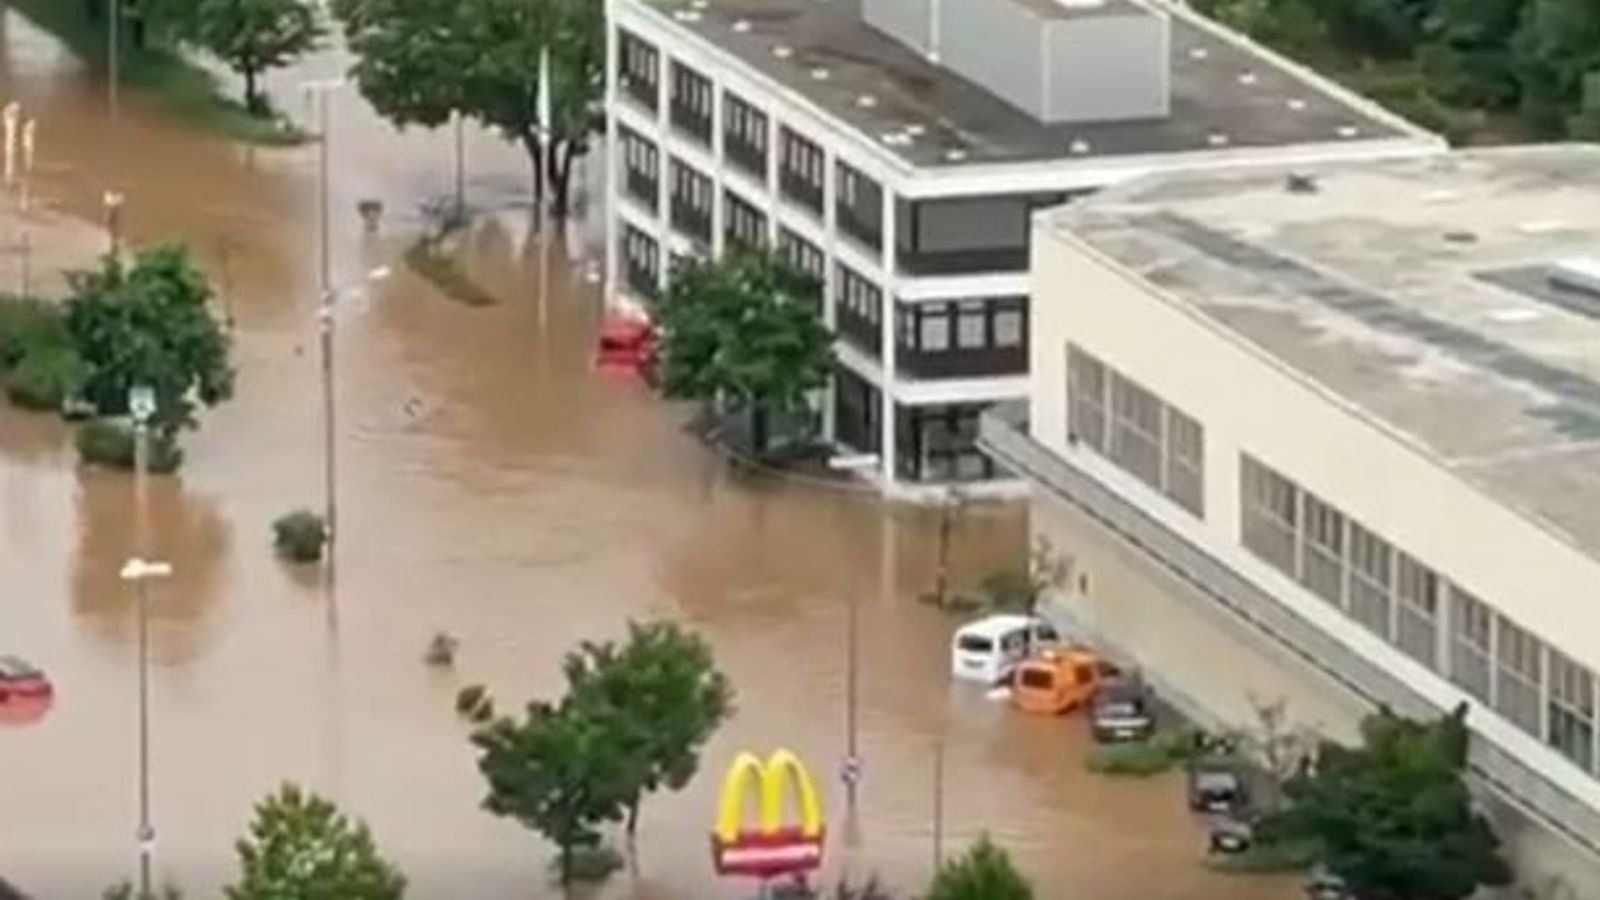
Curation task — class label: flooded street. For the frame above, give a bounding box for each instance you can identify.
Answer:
[0,13,1292,899]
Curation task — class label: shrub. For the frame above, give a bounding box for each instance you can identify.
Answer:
[0,295,66,367]
[928,835,1033,900]
[272,510,327,564]
[560,845,623,883]
[5,344,89,411]
[1087,739,1183,776]
[1207,837,1321,874]
[76,420,183,473]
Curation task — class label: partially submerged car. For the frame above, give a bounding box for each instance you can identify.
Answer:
[1186,754,1249,814]
[1090,676,1154,742]
[0,655,51,703]
[1304,865,1351,900]
[1010,649,1115,715]
[950,614,1059,685]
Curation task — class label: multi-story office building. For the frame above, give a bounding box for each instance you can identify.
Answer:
[984,147,1600,886]
[605,0,1440,496]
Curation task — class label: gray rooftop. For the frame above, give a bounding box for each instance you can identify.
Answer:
[1047,145,1600,556]
[641,0,1417,167]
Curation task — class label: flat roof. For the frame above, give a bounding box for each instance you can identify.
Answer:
[1048,145,1600,557]
[635,0,1418,168]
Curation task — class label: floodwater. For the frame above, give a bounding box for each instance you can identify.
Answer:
[0,12,1293,900]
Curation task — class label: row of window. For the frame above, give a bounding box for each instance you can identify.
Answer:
[897,298,1024,354]
[669,62,713,143]
[780,128,825,215]
[621,224,660,298]
[620,125,659,211]
[725,93,768,176]
[1240,454,1599,775]
[1067,346,1204,517]
[669,158,713,243]
[777,228,824,285]
[724,189,766,251]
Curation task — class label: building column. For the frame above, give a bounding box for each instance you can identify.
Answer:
[821,142,838,445]
[879,184,899,487]
[602,3,620,305]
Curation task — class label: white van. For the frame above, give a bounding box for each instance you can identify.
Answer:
[950,614,1060,685]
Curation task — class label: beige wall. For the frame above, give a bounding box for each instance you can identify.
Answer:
[1027,216,1600,818]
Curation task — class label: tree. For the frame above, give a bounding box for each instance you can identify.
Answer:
[656,251,832,455]
[1512,0,1600,133]
[563,620,734,837]
[0,877,29,900]
[1419,0,1525,108]
[472,700,629,883]
[329,0,604,217]
[225,783,406,900]
[927,836,1034,900]
[192,0,323,114]
[63,245,234,434]
[1260,704,1512,900]
[979,537,1071,619]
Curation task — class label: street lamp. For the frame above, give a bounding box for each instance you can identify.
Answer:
[827,453,880,817]
[103,190,126,258]
[122,382,166,899]
[301,78,346,296]
[107,0,121,118]
[318,266,391,591]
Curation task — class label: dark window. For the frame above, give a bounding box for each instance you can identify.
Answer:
[896,297,1027,378]
[1395,554,1440,669]
[896,403,994,483]
[669,158,712,244]
[723,189,766,251]
[621,223,659,299]
[1067,345,1107,451]
[618,30,659,111]
[779,128,824,216]
[836,161,882,252]
[723,92,768,178]
[835,264,881,358]
[1549,650,1596,773]
[1241,455,1297,574]
[669,62,712,145]
[618,125,658,213]
[1451,588,1494,705]
[1299,491,1346,607]
[833,366,880,454]
[777,228,825,288]
[895,192,1078,275]
[1496,616,1544,737]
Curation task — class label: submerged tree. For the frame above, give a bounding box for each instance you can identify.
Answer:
[656,251,832,455]
[225,784,406,900]
[927,836,1034,900]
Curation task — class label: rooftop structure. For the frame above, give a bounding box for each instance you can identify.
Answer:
[644,0,1418,169]
[1048,145,1600,563]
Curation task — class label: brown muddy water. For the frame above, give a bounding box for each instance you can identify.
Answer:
[0,12,1293,900]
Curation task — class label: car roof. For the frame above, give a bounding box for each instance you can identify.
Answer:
[0,655,39,677]
[955,614,1043,639]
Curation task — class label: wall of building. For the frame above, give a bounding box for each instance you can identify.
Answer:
[938,0,1046,119]
[862,0,935,57]
[1028,216,1600,838]
[1045,13,1171,123]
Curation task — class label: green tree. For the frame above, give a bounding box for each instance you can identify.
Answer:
[472,700,628,883]
[225,783,406,900]
[563,620,734,837]
[63,245,234,434]
[1569,70,1600,138]
[979,537,1070,619]
[329,0,603,217]
[656,251,832,455]
[1512,0,1600,133]
[192,0,323,114]
[1260,704,1512,900]
[1420,0,1525,108]
[927,836,1034,900]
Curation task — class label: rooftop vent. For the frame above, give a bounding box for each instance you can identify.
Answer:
[673,9,702,22]
[1206,132,1229,147]
[1287,98,1307,111]
[1443,230,1477,244]
[944,148,969,162]
[732,18,751,32]
[863,0,1171,124]
[1550,257,1600,298]
[1237,71,1258,86]
[772,44,793,59]
[857,94,878,108]
[1189,46,1209,60]
[1337,124,1360,138]
[1285,173,1317,194]
[1069,138,1091,154]
[810,66,830,80]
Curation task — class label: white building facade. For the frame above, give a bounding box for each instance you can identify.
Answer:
[985,148,1600,890]
[605,0,1440,497]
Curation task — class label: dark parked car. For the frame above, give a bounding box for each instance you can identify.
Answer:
[0,656,50,703]
[1090,677,1154,743]
[1207,816,1254,854]
[1186,755,1248,813]
[1304,865,1351,900]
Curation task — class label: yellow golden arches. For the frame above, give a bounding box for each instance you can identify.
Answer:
[713,749,824,843]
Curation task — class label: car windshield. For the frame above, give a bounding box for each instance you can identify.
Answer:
[1096,699,1141,717]
[1018,668,1054,689]
[1195,771,1239,791]
[1034,625,1059,643]
[957,635,993,653]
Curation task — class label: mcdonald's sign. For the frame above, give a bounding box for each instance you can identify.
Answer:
[711,749,826,878]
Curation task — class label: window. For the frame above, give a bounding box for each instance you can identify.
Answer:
[619,125,658,211]
[1495,617,1544,737]
[779,128,824,214]
[1164,408,1203,517]
[898,403,992,482]
[919,306,950,351]
[618,30,659,109]
[1549,650,1596,773]
[835,265,881,357]
[723,92,767,176]
[1067,346,1107,452]
[1109,374,1162,490]
[1394,554,1439,669]
[1241,455,1297,577]
[956,302,987,350]
[1451,588,1494,704]
[669,159,712,242]
[723,189,766,250]
[670,62,713,143]
[835,162,882,251]
[621,223,659,297]
[994,305,1024,348]
[777,228,824,285]
[1298,492,1345,606]
[1346,523,1392,637]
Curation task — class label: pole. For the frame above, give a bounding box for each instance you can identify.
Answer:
[133,420,153,897]
[108,0,120,119]
[932,738,945,874]
[317,89,331,293]
[846,583,859,814]
[315,88,336,597]
[453,111,465,216]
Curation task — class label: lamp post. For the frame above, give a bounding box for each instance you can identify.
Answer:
[103,190,125,258]
[107,0,121,118]
[122,383,167,898]
[826,454,880,817]
[317,266,390,592]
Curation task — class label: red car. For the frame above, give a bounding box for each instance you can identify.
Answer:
[0,655,52,703]
[594,315,658,377]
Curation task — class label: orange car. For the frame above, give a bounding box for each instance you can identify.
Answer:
[1011,649,1119,716]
